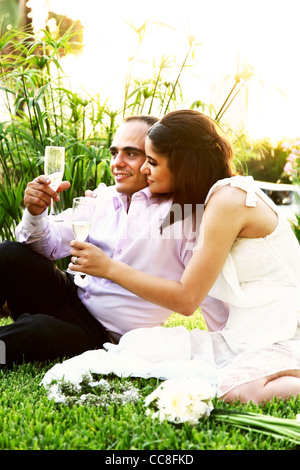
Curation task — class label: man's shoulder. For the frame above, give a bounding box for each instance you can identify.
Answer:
[93,184,118,198]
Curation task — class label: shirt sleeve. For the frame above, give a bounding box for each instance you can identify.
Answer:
[15,208,73,260]
[200,295,229,331]
[15,208,47,243]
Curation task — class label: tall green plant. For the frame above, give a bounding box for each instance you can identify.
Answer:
[121,22,196,117]
[122,20,149,118]
[215,61,255,123]
[0,23,257,245]
[0,27,112,240]
[163,32,199,114]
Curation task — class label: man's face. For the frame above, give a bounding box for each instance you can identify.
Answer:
[110,120,149,196]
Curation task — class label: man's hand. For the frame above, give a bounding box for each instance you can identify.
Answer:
[24,175,71,216]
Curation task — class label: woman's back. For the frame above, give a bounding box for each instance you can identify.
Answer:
[205,176,300,354]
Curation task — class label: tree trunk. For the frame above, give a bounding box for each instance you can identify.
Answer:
[18,0,33,33]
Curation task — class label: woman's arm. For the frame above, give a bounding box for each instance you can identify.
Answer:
[69,188,246,315]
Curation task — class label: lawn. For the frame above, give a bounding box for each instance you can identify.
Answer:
[0,313,299,452]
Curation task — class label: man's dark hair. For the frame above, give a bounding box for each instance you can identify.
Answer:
[124,115,159,127]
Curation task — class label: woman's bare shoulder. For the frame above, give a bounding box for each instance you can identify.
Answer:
[207,184,247,209]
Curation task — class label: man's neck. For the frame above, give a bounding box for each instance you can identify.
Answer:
[120,187,149,211]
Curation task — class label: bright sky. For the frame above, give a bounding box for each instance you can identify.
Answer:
[31,0,300,141]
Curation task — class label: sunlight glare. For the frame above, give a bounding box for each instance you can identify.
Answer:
[30,0,300,141]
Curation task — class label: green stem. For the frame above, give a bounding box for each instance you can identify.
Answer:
[46,60,58,135]
[0,61,22,168]
[217,87,242,122]
[213,410,300,445]
[21,74,36,140]
[32,100,44,144]
[215,81,238,122]
[164,49,190,114]
[149,67,162,115]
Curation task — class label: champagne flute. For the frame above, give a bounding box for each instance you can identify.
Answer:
[67,196,94,276]
[44,146,65,221]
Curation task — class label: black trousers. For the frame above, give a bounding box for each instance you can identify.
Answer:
[0,241,111,365]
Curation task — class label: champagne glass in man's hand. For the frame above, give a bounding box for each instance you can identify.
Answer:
[44,146,65,221]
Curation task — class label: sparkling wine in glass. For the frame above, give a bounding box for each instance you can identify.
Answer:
[72,219,91,242]
[67,196,94,276]
[44,146,65,221]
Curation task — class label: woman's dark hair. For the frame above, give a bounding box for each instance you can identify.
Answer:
[147,109,235,228]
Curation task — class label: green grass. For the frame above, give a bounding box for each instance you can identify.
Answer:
[0,313,299,450]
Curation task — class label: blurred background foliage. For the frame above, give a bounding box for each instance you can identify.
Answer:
[0,0,297,245]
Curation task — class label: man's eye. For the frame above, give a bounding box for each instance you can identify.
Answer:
[127,151,139,158]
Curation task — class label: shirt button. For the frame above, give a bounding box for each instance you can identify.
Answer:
[84,293,90,299]
[116,249,122,255]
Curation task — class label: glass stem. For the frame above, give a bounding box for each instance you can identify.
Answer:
[49,198,55,216]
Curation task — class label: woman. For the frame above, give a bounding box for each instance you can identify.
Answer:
[69,110,300,404]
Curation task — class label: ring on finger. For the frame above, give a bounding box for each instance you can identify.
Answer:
[73,256,78,265]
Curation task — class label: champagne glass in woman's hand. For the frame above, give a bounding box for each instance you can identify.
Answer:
[67,196,94,276]
[44,146,65,221]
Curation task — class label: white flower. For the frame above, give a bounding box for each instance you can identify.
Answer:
[88,378,110,390]
[296,414,300,422]
[145,378,215,425]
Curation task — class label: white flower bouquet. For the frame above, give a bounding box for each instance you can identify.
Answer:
[145,378,300,445]
[144,378,215,425]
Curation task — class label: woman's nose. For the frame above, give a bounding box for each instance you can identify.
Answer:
[140,161,150,174]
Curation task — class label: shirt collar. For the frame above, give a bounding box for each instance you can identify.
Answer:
[134,187,170,205]
[112,186,165,211]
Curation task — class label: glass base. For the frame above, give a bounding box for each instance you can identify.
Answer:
[66,268,86,277]
[47,214,64,222]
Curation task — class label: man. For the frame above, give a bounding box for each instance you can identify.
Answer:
[0,115,227,365]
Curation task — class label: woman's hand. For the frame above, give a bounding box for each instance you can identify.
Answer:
[85,183,107,199]
[69,240,111,277]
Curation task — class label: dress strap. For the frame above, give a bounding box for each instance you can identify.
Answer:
[204,175,278,212]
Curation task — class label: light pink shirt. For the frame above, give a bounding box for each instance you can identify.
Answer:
[16,185,228,341]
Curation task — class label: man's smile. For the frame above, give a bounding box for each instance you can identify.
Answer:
[113,172,132,180]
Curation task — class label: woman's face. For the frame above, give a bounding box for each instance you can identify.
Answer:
[141,137,174,194]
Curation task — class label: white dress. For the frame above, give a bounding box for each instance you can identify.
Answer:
[202,176,300,395]
[41,176,300,399]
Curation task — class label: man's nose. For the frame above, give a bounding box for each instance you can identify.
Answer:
[112,151,126,166]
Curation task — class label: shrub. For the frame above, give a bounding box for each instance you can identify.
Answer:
[281,140,300,242]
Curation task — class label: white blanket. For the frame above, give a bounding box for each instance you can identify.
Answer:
[41,327,220,401]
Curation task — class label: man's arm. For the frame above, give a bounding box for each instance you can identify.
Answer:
[15,175,72,259]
